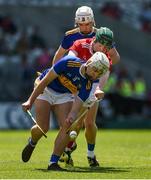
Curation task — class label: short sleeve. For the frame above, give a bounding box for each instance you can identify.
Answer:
[61,35,73,50]
[69,40,81,55]
[53,57,68,74]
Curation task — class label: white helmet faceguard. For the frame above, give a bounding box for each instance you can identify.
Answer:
[75,6,95,26]
[89,52,110,77]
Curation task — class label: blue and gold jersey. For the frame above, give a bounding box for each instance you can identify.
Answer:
[61,27,97,49]
[40,55,93,102]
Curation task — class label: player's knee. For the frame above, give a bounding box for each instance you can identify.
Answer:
[31,124,48,134]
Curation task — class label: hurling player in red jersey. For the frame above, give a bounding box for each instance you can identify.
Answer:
[61,27,120,167]
[68,29,119,65]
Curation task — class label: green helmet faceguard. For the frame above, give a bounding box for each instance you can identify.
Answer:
[95,27,114,50]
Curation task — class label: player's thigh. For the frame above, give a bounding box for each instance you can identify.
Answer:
[84,102,99,124]
[34,99,52,130]
[54,101,73,127]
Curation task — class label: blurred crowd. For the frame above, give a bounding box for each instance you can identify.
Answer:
[100,66,151,119]
[100,1,151,34]
[0,14,54,67]
[139,1,151,33]
[0,0,151,34]
[0,14,55,101]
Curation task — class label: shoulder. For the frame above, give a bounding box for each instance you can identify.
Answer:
[65,56,82,66]
[65,28,79,36]
[73,38,84,45]
[75,38,92,44]
[75,38,93,46]
[62,55,81,62]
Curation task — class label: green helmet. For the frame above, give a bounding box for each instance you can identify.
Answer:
[95,27,114,49]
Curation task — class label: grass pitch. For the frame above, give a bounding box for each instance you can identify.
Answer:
[0,129,151,179]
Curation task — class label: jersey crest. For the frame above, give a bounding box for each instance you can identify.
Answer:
[81,42,91,49]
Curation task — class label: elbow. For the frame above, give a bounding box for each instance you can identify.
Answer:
[112,54,120,65]
[116,54,120,63]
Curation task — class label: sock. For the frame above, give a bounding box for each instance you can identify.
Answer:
[87,143,95,158]
[49,154,60,165]
[65,141,75,152]
[29,137,37,147]
[67,141,75,149]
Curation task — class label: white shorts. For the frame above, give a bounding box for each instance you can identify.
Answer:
[37,87,74,105]
[83,71,110,107]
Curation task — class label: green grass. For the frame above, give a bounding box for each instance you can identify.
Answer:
[0,129,151,179]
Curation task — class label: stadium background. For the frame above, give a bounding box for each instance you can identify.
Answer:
[0,0,151,129]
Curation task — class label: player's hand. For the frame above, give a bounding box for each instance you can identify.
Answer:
[65,117,74,124]
[22,100,32,112]
[94,89,104,100]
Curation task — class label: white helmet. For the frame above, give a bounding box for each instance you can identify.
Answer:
[90,52,110,76]
[75,6,95,26]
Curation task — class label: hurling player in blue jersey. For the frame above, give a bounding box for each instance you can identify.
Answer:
[53,6,120,64]
[21,52,109,170]
[52,6,97,64]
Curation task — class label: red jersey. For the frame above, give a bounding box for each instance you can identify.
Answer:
[69,38,112,68]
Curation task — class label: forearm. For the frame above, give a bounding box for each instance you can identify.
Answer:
[22,69,58,111]
[111,54,120,65]
[52,51,62,65]
[52,46,67,65]
[28,79,48,105]
[66,97,83,123]
[109,48,120,65]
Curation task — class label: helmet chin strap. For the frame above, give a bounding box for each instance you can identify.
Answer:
[84,66,93,81]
